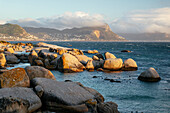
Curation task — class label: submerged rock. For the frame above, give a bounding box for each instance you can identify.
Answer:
[97,102,119,113]
[103,58,123,70]
[121,50,131,52]
[25,66,56,80]
[138,67,161,82]
[57,53,85,72]
[0,87,42,113]
[0,68,30,88]
[104,52,116,59]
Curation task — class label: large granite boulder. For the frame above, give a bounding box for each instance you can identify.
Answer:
[25,66,56,80]
[0,68,30,88]
[103,58,123,70]
[138,67,161,82]
[58,53,85,72]
[122,58,138,71]
[5,54,19,64]
[76,55,93,63]
[104,52,116,59]
[0,53,6,67]
[31,78,94,112]
[93,60,105,69]
[0,87,42,113]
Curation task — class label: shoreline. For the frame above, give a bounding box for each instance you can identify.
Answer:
[4,39,170,42]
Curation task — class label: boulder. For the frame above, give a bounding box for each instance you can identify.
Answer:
[103,58,123,70]
[85,50,99,54]
[34,60,44,66]
[71,48,84,55]
[76,55,93,63]
[58,48,67,55]
[104,52,116,59]
[0,53,6,67]
[97,102,119,113]
[0,87,42,113]
[95,53,104,60]
[122,58,138,71]
[58,53,85,72]
[28,50,38,65]
[5,47,14,53]
[31,78,94,111]
[25,66,56,80]
[5,54,19,64]
[92,55,99,60]
[0,68,30,88]
[138,67,161,82]
[93,60,105,69]
[86,60,94,71]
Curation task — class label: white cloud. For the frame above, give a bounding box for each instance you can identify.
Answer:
[0,20,7,25]
[110,7,170,33]
[8,12,105,30]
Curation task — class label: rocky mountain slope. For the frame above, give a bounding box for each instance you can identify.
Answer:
[24,24,125,41]
[0,23,38,40]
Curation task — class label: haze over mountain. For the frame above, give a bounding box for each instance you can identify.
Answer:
[24,24,125,41]
[0,23,125,41]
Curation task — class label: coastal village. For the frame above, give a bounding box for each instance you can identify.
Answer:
[0,41,161,112]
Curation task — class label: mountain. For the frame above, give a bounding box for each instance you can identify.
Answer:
[0,23,38,40]
[118,33,170,41]
[24,24,125,41]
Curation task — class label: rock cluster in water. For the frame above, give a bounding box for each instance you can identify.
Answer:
[0,42,120,112]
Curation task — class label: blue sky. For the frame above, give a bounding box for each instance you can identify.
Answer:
[0,0,169,20]
[0,0,170,33]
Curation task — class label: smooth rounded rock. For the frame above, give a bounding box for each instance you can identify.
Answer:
[104,52,116,59]
[123,58,138,71]
[103,58,123,70]
[25,66,56,80]
[138,67,161,82]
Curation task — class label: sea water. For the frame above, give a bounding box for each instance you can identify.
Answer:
[11,41,170,113]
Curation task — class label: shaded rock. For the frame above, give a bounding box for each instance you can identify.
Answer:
[50,56,61,66]
[0,68,30,88]
[92,55,99,60]
[93,60,105,69]
[58,53,85,72]
[44,58,56,70]
[122,58,138,71]
[104,52,116,59]
[138,67,161,82]
[0,53,6,67]
[25,66,56,80]
[121,50,131,52]
[95,53,104,60]
[97,102,119,113]
[0,87,42,113]
[31,78,94,111]
[86,60,94,71]
[34,85,44,98]
[28,50,38,65]
[5,54,19,64]
[103,58,123,70]
[35,60,44,66]
[76,55,93,63]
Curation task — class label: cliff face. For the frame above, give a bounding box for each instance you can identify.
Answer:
[24,24,126,41]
